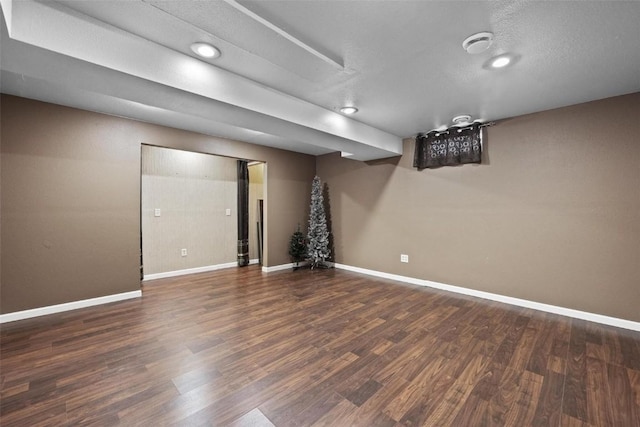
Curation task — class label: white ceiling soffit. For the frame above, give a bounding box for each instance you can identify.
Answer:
[2,1,639,160]
[0,0,402,161]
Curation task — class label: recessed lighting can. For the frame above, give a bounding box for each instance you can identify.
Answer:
[491,55,511,68]
[190,42,221,59]
[340,106,358,115]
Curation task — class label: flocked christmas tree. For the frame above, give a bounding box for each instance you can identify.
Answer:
[307,175,330,269]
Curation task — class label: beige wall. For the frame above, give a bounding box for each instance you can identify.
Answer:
[1,95,315,313]
[2,93,638,322]
[317,92,640,322]
[141,146,238,275]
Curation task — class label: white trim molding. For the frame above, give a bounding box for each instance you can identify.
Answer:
[0,290,142,324]
[262,262,309,273]
[334,263,640,332]
[262,263,296,273]
[143,260,258,281]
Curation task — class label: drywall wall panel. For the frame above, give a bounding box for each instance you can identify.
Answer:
[141,146,237,274]
[1,100,141,311]
[317,92,640,322]
[1,95,314,313]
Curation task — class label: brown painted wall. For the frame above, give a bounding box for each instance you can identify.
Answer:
[317,93,640,322]
[3,93,638,321]
[1,95,315,313]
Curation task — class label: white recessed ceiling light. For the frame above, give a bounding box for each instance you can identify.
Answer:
[490,55,511,68]
[462,32,494,54]
[190,42,221,59]
[340,106,358,115]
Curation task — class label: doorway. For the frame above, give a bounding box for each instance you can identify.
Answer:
[140,145,265,280]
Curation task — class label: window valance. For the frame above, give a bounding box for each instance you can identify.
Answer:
[413,123,482,169]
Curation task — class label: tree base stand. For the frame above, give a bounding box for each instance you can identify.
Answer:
[309,262,332,270]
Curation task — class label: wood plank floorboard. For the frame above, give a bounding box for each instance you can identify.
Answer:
[1,266,639,426]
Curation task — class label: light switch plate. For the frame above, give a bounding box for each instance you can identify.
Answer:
[154,208,161,217]
[225,208,231,216]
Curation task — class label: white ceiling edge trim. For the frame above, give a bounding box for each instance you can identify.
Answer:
[220,0,345,71]
[3,0,402,161]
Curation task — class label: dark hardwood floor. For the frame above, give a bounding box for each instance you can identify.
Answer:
[1,266,639,426]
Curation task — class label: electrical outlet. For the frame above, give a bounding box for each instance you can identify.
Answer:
[181,248,187,257]
[400,254,409,263]
[154,208,161,217]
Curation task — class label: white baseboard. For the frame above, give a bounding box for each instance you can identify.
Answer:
[262,262,310,273]
[0,290,142,324]
[334,263,640,332]
[262,263,296,273]
[5,264,635,331]
[2,259,262,324]
[143,260,260,281]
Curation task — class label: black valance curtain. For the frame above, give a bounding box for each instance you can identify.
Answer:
[237,160,249,267]
[413,123,482,169]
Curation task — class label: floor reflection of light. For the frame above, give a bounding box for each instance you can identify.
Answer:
[171,375,222,420]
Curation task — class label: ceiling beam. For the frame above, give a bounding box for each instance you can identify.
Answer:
[1,0,403,161]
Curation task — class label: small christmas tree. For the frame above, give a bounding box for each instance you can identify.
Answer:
[288,224,307,269]
[307,176,330,269]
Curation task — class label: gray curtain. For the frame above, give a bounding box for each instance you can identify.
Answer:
[414,123,482,169]
[237,160,249,267]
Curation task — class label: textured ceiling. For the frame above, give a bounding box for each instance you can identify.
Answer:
[1,0,639,160]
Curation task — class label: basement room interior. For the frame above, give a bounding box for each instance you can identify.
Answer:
[1,1,639,426]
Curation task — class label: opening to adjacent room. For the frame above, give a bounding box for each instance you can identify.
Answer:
[140,145,265,281]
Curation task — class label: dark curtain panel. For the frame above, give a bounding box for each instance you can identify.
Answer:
[413,123,482,169]
[257,199,264,266]
[237,160,249,267]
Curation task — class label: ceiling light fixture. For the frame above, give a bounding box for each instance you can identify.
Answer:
[340,106,358,115]
[462,32,494,54]
[190,42,221,59]
[490,55,511,68]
